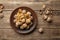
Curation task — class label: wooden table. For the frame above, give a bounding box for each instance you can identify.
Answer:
[0,0,60,40]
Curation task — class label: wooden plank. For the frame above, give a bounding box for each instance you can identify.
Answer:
[38,16,60,29]
[0,29,60,40]
[3,3,43,10]
[0,11,60,28]
[0,0,60,40]
[0,0,59,10]
[0,11,11,28]
[0,0,52,2]
[0,0,60,2]
[0,1,44,10]
[47,1,60,10]
[37,10,60,29]
[0,0,34,2]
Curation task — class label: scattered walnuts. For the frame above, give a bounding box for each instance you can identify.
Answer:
[40,5,53,23]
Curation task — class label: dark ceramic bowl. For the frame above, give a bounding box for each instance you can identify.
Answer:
[10,7,38,34]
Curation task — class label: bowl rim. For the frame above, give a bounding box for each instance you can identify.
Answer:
[10,6,38,34]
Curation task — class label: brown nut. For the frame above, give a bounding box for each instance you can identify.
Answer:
[47,16,52,22]
[0,4,4,9]
[43,15,48,20]
[27,12,31,15]
[18,9,22,13]
[39,28,44,33]
[21,19,25,23]
[16,22,22,27]
[26,26,29,29]
[26,19,31,24]
[0,9,3,13]
[42,4,46,9]
[20,26,24,29]
[22,10,26,13]
[21,23,28,29]
[29,16,33,20]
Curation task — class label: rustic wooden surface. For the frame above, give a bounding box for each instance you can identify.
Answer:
[0,0,60,40]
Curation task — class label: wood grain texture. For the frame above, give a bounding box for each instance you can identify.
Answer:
[0,29,60,40]
[0,11,60,29]
[0,0,59,10]
[0,0,60,40]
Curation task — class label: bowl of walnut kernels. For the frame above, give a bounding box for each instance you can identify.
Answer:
[10,7,38,34]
